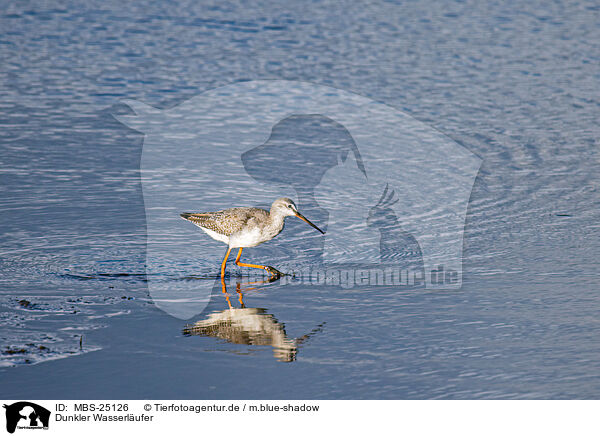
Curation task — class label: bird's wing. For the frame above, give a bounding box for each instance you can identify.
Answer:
[180,208,268,236]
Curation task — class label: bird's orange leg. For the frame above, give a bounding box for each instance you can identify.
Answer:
[235,282,245,308]
[234,248,283,277]
[220,276,232,309]
[220,247,232,280]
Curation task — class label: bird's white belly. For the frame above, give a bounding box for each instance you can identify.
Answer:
[200,227,230,245]
[228,227,269,248]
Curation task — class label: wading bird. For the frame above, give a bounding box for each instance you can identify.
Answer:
[180,198,324,279]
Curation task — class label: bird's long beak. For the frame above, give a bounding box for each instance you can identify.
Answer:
[295,212,325,234]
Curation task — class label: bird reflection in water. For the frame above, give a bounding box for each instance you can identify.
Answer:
[183,277,325,362]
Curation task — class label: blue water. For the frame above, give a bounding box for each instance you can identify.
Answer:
[1,0,600,399]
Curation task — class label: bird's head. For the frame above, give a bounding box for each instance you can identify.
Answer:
[272,198,325,234]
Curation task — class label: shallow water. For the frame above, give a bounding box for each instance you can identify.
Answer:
[1,0,600,399]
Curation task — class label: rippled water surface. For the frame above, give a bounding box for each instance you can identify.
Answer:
[1,0,600,399]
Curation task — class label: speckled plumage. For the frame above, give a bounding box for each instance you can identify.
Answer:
[181,207,271,237]
[180,206,284,248]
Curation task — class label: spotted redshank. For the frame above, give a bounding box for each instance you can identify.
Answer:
[180,198,324,279]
